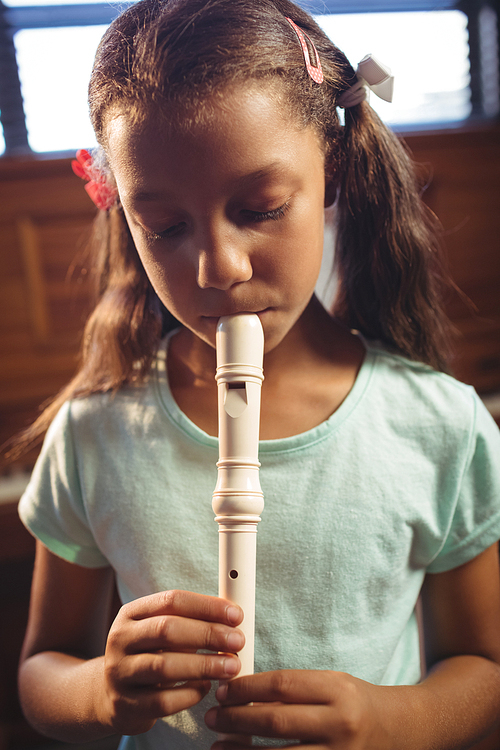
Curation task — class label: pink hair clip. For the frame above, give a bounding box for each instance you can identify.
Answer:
[71,149,118,211]
[285,17,324,85]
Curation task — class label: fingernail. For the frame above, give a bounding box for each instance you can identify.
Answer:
[223,657,239,675]
[205,707,217,729]
[227,631,244,651]
[226,605,242,624]
[216,683,228,702]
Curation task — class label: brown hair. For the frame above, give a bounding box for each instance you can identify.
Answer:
[11,0,452,457]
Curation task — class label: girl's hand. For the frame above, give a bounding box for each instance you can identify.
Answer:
[100,590,245,736]
[205,669,392,749]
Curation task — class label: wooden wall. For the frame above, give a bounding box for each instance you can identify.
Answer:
[407,125,500,394]
[0,122,499,749]
[0,158,97,472]
[1,124,499,473]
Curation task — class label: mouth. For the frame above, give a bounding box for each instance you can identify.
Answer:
[202,308,271,323]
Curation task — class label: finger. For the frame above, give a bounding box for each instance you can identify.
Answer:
[206,703,329,741]
[123,614,245,655]
[115,651,242,686]
[111,681,212,735]
[217,670,335,706]
[135,680,212,719]
[121,590,243,626]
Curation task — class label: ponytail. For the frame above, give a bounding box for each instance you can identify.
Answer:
[333,103,452,372]
[77,208,163,393]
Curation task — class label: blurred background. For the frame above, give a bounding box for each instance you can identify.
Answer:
[0,0,499,748]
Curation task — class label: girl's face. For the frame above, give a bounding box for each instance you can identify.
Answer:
[106,85,332,354]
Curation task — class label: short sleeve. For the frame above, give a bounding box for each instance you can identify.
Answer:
[427,394,500,573]
[18,401,110,568]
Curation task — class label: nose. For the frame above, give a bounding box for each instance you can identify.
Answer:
[195,223,253,291]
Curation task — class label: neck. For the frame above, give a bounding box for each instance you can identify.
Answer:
[166,297,365,439]
[259,296,358,382]
[168,326,216,392]
[168,295,361,390]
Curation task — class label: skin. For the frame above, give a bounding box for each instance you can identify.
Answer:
[106,85,363,439]
[18,85,500,749]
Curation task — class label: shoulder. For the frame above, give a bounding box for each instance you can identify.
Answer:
[35,379,161,467]
[363,342,500,497]
[67,379,157,429]
[360,342,499,463]
[365,342,479,419]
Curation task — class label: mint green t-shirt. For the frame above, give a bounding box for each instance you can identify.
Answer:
[19,340,500,749]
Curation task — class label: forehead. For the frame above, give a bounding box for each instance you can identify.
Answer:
[104,84,326,192]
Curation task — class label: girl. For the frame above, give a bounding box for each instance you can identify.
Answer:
[17,0,500,748]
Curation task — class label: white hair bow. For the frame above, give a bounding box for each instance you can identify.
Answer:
[338,54,394,108]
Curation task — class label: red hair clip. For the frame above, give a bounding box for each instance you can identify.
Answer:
[285,17,324,85]
[71,149,118,211]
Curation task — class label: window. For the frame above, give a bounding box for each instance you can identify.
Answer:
[0,0,498,156]
[14,25,107,152]
[317,10,471,128]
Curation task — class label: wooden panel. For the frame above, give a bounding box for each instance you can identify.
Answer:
[404,124,500,391]
[0,157,96,470]
[407,127,500,304]
[16,215,93,344]
[0,126,499,750]
[0,129,499,471]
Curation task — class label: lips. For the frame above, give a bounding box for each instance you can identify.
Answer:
[202,307,271,320]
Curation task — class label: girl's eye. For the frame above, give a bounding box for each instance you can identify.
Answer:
[143,201,291,239]
[242,201,291,223]
[144,222,186,241]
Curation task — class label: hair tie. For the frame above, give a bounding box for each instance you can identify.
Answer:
[338,54,394,108]
[71,149,118,211]
[285,17,324,85]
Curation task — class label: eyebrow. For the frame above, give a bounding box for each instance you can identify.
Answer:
[128,162,292,203]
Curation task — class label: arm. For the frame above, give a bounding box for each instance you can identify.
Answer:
[205,543,500,749]
[418,541,500,748]
[19,541,245,743]
[19,540,117,742]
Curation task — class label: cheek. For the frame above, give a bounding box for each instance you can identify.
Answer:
[134,244,166,288]
[278,211,324,289]
[132,239,183,306]
[126,216,175,290]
